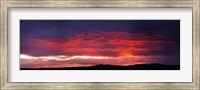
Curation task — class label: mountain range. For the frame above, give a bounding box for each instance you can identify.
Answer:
[20,63,180,70]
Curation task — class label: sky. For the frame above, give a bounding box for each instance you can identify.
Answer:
[20,20,180,68]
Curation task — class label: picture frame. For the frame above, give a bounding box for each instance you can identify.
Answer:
[0,0,199,90]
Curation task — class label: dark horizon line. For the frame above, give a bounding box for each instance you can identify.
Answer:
[20,63,180,70]
[20,19,181,20]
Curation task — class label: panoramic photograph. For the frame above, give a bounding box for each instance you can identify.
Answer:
[20,20,180,70]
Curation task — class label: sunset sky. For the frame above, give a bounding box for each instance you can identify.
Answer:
[20,20,180,68]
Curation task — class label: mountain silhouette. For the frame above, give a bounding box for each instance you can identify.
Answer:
[20,63,180,70]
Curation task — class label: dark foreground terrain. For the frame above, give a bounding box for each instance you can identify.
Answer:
[21,63,180,70]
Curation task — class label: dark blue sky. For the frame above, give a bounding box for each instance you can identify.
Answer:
[20,20,180,40]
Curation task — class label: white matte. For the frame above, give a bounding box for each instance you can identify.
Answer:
[8,8,192,82]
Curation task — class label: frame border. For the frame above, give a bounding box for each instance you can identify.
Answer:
[1,0,199,89]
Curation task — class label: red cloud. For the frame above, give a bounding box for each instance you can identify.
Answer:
[21,32,175,57]
[20,32,179,68]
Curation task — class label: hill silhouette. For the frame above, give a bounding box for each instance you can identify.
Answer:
[20,63,180,70]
